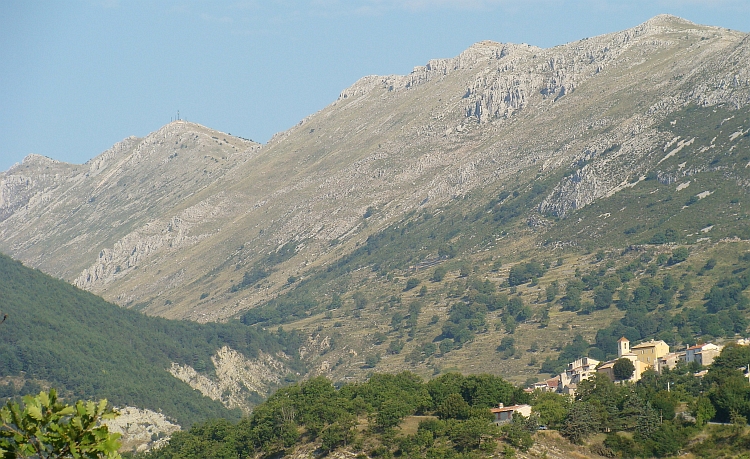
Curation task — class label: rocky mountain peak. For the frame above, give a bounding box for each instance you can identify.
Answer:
[643,13,696,27]
[20,153,60,166]
[2,16,749,321]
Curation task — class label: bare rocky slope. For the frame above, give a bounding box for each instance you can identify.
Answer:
[1,15,749,323]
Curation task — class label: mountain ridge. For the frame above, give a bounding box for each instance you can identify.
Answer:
[1,15,749,323]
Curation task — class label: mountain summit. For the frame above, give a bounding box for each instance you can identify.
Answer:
[1,16,749,321]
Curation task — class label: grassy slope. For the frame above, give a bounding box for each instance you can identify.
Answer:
[239,104,750,384]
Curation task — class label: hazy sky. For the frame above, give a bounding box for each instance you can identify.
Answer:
[1,1,749,171]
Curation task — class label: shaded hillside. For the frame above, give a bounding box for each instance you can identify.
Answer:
[0,253,302,427]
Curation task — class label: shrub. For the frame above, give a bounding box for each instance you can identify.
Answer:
[405,277,420,291]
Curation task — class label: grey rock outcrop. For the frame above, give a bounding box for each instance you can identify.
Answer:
[167,346,288,413]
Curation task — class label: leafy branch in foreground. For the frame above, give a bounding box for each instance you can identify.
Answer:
[0,388,121,458]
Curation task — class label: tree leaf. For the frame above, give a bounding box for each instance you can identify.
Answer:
[26,405,43,421]
[38,391,50,407]
[58,406,75,416]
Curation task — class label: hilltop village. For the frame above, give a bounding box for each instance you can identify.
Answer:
[531,337,747,395]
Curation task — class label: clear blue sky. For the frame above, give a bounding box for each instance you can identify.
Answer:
[1,1,749,172]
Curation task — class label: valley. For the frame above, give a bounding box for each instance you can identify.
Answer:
[2,14,750,457]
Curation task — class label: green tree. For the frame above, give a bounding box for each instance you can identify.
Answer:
[432,266,447,282]
[448,417,496,451]
[531,392,569,428]
[691,396,716,426]
[405,277,420,291]
[319,415,356,453]
[575,373,623,432]
[501,415,535,452]
[364,353,381,368]
[0,389,121,459]
[353,291,368,310]
[613,358,635,380]
[375,399,411,430]
[388,339,405,354]
[668,247,689,265]
[635,402,660,441]
[437,393,471,420]
[559,401,600,444]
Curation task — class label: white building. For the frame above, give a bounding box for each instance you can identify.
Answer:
[559,357,600,393]
[684,343,723,366]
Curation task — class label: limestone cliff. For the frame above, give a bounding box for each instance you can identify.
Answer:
[168,347,288,413]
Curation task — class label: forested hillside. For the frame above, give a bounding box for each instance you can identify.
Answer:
[0,253,303,427]
[139,345,750,459]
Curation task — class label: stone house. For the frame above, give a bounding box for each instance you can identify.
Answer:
[491,403,532,425]
[684,343,723,366]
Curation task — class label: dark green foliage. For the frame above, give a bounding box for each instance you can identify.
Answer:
[405,277,420,291]
[705,344,750,422]
[372,332,387,345]
[0,253,301,427]
[439,301,487,348]
[539,335,590,375]
[501,415,536,452]
[560,279,584,311]
[508,261,546,286]
[405,342,437,363]
[492,182,550,223]
[497,337,515,353]
[353,291,369,310]
[230,266,269,291]
[648,228,678,245]
[699,258,717,275]
[668,247,689,265]
[593,286,613,311]
[559,401,599,444]
[531,392,569,428]
[613,358,635,380]
[634,402,660,440]
[436,393,471,420]
[575,373,624,433]
[425,373,528,413]
[604,433,638,458]
[431,266,447,282]
[645,421,696,457]
[691,396,716,426]
[449,417,497,451]
[240,288,318,326]
[704,277,750,313]
[388,339,405,355]
[364,353,381,368]
[439,339,454,354]
[589,262,750,359]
